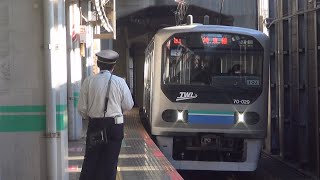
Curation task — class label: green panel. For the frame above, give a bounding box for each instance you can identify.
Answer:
[189,110,234,115]
[56,105,67,112]
[0,105,68,132]
[0,114,68,132]
[0,105,67,113]
[0,106,45,113]
[73,92,80,97]
[74,92,79,107]
[56,113,68,131]
[0,115,46,132]
[74,98,79,108]
[56,105,68,130]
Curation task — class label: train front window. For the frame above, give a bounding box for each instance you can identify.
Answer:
[162,32,264,89]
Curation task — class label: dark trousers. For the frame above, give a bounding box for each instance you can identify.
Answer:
[79,117,124,180]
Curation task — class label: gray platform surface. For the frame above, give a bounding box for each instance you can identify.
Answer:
[68,108,183,180]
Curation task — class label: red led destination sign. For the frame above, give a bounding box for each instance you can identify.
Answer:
[202,36,228,45]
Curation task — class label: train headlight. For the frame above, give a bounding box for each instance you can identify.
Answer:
[238,113,245,123]
[177,111,184,122]
[235,112,260,125]
[162,110,188,123]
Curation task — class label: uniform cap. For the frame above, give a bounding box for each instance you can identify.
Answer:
[96,50,119,64]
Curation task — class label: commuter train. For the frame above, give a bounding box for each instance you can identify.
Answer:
[141,18,269,171]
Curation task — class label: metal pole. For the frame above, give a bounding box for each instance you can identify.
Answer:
[316,4,320,178]
[306,0,319,176]
[290,0,300,162]
[43,0,58,179]
[66,0,77,140]
[86,1,93,77]
[276,0,285,158]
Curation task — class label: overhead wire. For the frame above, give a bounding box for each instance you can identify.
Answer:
[219,0,225,25]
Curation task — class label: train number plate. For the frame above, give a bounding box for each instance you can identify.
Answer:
[201,135,219,146]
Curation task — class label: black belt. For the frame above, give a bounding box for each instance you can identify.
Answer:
[89,117,123,124]
[89,117,114,121]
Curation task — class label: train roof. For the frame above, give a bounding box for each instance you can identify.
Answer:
[155,24,269,46]
[157,24,267,37]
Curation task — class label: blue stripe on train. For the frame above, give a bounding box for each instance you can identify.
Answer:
[188,115,235,124]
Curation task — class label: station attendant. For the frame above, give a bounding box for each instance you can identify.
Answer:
[78,50,134,180]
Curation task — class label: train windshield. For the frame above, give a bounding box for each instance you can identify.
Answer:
[162,32,264,90]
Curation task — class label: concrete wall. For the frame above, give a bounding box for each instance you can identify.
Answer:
[0,0,68,179]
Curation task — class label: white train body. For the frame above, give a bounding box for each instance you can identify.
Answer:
[143,24,269,171]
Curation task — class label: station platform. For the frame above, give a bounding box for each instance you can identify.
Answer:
[68,108,183,180]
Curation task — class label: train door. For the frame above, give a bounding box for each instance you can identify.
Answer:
[143,41,154,122]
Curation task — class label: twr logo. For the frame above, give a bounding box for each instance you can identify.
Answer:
[176,92,198,101]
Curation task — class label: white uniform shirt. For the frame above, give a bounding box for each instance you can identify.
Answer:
[78,70,134,119]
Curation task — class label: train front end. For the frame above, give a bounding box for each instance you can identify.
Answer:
[149,25,269,171]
